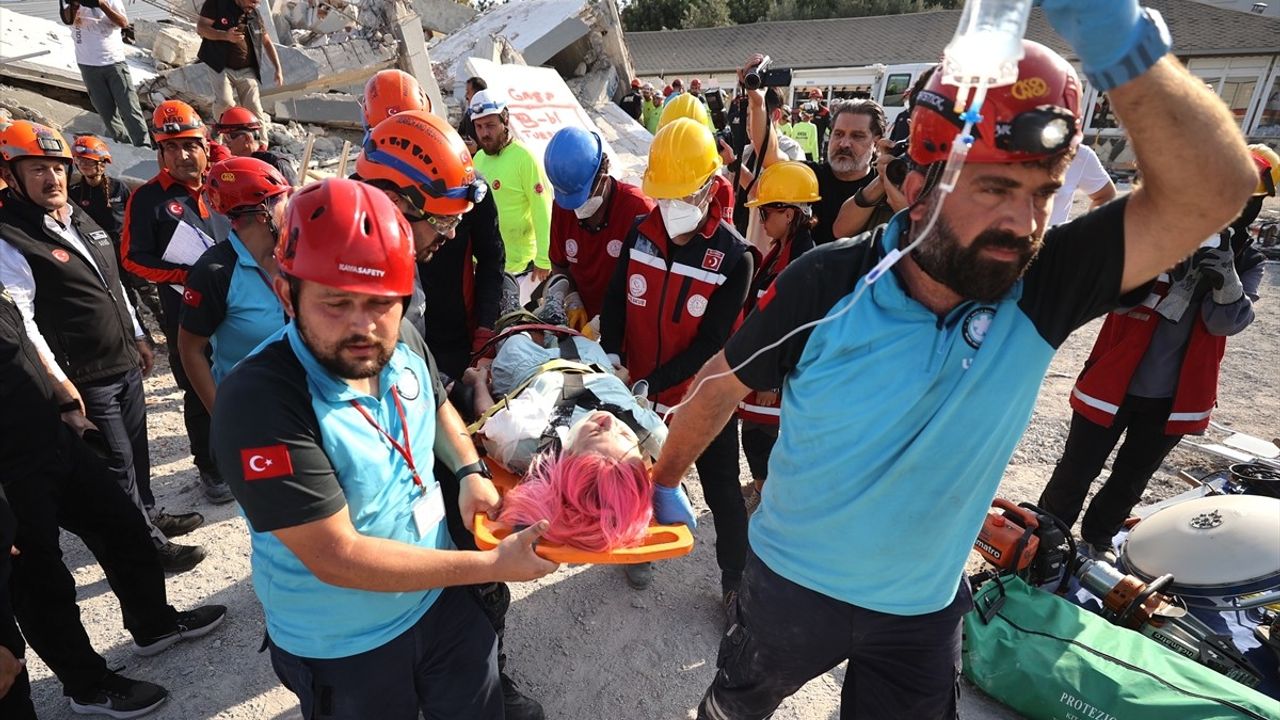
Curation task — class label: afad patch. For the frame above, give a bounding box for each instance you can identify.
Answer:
[702,249,725,272]
[182,287,202,307]
[534,183,545,195]
[241,444,293,481]
[491,179,502,191]
[51,248,71,263]
[166,200,185,219]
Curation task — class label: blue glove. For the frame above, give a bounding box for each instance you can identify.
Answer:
[653,484,697,529]
[1038,1,1171,91]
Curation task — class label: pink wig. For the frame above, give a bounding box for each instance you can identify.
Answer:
[498,451,654,553]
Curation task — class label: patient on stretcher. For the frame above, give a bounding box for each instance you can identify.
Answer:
[461,331,667,552]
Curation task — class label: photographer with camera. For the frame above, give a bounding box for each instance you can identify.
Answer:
[831,136,910,238]
[740,54,889,246]
[59,0,151,148]
[196,0,284,126]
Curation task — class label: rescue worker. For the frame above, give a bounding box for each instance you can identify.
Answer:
[619,78,644,121]
[68,133,163,339]
[1037,149,1271,558]
[0,120,206,572]
[544,127,654,329]
[657,95,735,226]
[0,278,226,718]
[355,110,505,379]
[210,177,558,720]
[214,106,298,186]
[600,118,754,596]
[469,90,554,304]
[790,109,819,162]
[652,0,1259,708]
[737,162,819,504]
[177,156,292,494]
[122,100,233,504]
[641,83,663,135]
[360,68,431,134]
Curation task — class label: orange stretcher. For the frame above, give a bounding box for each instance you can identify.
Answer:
[471,459,694,565]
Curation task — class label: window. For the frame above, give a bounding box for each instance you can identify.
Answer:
[830,84,873,101]
[1221,77,1258,127]
[1257,74,1280,138]
[882,73,913,107]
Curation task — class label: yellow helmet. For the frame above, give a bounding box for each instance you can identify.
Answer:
[1248,143,1278,197]
[744,161,821,208]
[643,118,721,200]
[658,93,711,131]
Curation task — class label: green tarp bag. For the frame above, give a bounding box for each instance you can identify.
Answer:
[962,574,1278,720]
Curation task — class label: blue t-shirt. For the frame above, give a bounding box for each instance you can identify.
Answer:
[210,322,452,658]
[724,202,1137,615]
[180,231,286,383]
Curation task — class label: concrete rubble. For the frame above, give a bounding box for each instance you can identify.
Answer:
[0,0,648,185]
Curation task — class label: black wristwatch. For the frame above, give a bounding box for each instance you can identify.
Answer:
[455,461,492,482]
[59,400,81,413]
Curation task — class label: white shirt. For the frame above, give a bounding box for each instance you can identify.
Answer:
[72,0,127,67]
[0,209,143,385]
[1049,144,1111,227]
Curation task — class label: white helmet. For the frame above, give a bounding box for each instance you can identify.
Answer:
[468,89,506,121]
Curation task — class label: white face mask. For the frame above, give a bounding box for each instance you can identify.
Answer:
[657,198,706,237]
[574,194,605,219]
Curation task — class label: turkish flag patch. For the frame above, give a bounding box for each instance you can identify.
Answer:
[166,201,185,219]
[534,183,545,194]
[183,288,202,307]
[241,445,293,481]
[51,249,71,263]
[702,249,725,272]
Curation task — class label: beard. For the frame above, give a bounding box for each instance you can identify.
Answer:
[911,214,1042,302]
[827,147,870,175]
[296,311,395,380]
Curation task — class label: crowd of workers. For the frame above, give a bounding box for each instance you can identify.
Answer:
[0,0,1275,717]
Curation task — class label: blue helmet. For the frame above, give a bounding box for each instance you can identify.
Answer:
[544,127,604,210]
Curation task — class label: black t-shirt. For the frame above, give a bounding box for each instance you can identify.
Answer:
[210,321,446,533]
[727,198,1146,391]
[807,161,877,246]
[619,92,643,121]
[68,177,130,244]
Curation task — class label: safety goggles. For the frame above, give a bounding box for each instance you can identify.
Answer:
[756,203,792,220]
[74,156,107,166]
[468,100,506,117]
[362,136,489,208]
[403,209,463,236]
[222,128,260,140]
[155,120,203,136]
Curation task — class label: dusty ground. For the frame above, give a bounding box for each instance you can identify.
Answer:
[24,195,1280,719]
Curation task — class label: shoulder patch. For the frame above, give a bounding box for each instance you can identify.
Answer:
[241,444,293,481]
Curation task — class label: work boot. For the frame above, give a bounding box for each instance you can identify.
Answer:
[500,673,545,720]
[200,470,235,505]
[1082,541,1117,565]
[150,508,204,537]
[157,542,206,574]
[624,561,653,590]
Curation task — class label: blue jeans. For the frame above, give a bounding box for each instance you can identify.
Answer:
[698,550,971,720]
[267,587,502,719]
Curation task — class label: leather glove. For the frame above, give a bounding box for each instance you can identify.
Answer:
[471,326,497,359]
[653,484,697,529]
[1194,244,1244,305]
[1038,0,1169,91]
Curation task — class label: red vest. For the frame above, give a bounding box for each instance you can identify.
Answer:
[1070,277,1225,435]
[737,230,814,425]
[622,211,749,414]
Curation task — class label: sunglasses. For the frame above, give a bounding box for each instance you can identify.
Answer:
[402,205,462,235]
[756,203,793,220]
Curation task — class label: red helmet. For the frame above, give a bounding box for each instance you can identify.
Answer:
[205,156,290,216]
[361,69,431,130]
[152,100,206,144]
[630,78,641,89]
[216,106,262,132]
[72,134,112,163]
[276,178,415,297]
[908,40,1081,167]
[355,110,485,216]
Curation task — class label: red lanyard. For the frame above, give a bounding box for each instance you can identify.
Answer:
[349,389,423,493]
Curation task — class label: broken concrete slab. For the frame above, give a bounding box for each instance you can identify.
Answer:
[152,27,202,67]
[272,92,363,129]
[0,8,159,93]
[412,0,476,35]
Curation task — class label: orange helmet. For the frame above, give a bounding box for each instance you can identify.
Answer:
[215,106,262,132]
[72,134,112,163]
[909,40,1081,167]
[152,100,206,144]
[361,69,430,130]
[355,110,487,216]
[276,177,415,297]
[0,120,72,164]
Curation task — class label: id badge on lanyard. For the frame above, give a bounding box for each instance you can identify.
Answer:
[350,390,443,539]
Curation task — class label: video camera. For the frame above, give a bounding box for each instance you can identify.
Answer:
[884,139,910,187]
[743,56,792,90]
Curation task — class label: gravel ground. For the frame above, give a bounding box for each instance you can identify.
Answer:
[23,196,1280,719]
